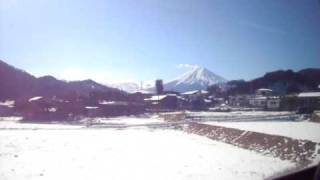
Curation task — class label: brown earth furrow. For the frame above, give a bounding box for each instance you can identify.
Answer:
[183,122,320,165]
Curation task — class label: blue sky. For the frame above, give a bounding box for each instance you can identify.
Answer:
[1,0,320,83]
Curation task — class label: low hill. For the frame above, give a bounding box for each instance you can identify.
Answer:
[0,60,126,100]
[218,69,320,96]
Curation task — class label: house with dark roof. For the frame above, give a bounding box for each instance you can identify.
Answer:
[296,92,320,113]
[144,94,180,111]
[0,100,15,116]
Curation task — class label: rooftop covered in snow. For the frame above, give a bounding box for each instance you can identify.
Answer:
[99,101,129,106]
[85,106,99,109]
[298,92,320,98]
[144,94,177,101]
[182,90,209,95]
[28,96,43,102]
[257,88,273,92]
[0,100,15,108]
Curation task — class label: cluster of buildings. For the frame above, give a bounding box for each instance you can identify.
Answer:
[229,88,320,112]
[0,100,15,116]
[0,95,145,121]
[143,90,214,111]
[229,89,281,110]
[139,87,320,113]
[1,87,320,121]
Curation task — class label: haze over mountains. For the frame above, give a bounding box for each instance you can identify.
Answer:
[0,60,125,100]
[108,82,140,93]
[1,59,319,100]
[111,67,227,93]
[0,60,229,96]
[114,66,320,94]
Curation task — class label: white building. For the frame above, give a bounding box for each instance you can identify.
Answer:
[181,90,209,101]
[297,92,320,111]
[249,96,267,107]
[256,88,273,96]
[266,97,281,110]
[249,89,280,110]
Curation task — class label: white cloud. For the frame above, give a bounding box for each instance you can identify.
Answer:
[177,64,199,69]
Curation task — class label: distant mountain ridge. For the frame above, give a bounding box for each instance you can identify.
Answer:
[2,59,319,99]
[223,69,320,95]
[0,60,125,100]
[164,67,227,92]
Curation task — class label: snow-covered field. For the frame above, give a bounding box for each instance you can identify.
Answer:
[96,116,163,125]
[202,121,320,143]
[0,118,296,180]
[0,117,83,130]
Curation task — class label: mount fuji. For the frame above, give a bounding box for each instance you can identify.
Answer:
[163,67,227,92]
[110,66,227,93]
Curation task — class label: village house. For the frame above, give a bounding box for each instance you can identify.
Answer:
[248,88,281,110]
[128,91,151,102]
[144,94,180,111]
[249,96,267,108]
[98,100,145,116]
[84,100,145,117]
[16,96,86,121]
[266,97,281,110]
[279,94,299,111]
[180,90,210,110]
[296,92,320,113]
[0,100,15,116]
[211,97,225,106]
[256,88,273,96]
[85,106,100,117]
[228,95,251,107]
[17,96,48,121]
[181,90,209,101]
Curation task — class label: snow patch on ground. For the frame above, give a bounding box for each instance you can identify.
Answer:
[187,111,294,118]
[98,116,163,125]
[0,117,23,122]
[0,117,82,130]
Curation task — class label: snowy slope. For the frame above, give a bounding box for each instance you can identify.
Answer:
[164,67,227,92]
[108,82,140,93]
[108,81,155,93]
[202,121,320,143]
[184,111,320,142]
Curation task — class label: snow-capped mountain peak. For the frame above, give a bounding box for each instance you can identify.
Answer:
[165,66,227,92]
[109,67,226,93]
[175,67,225,85]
